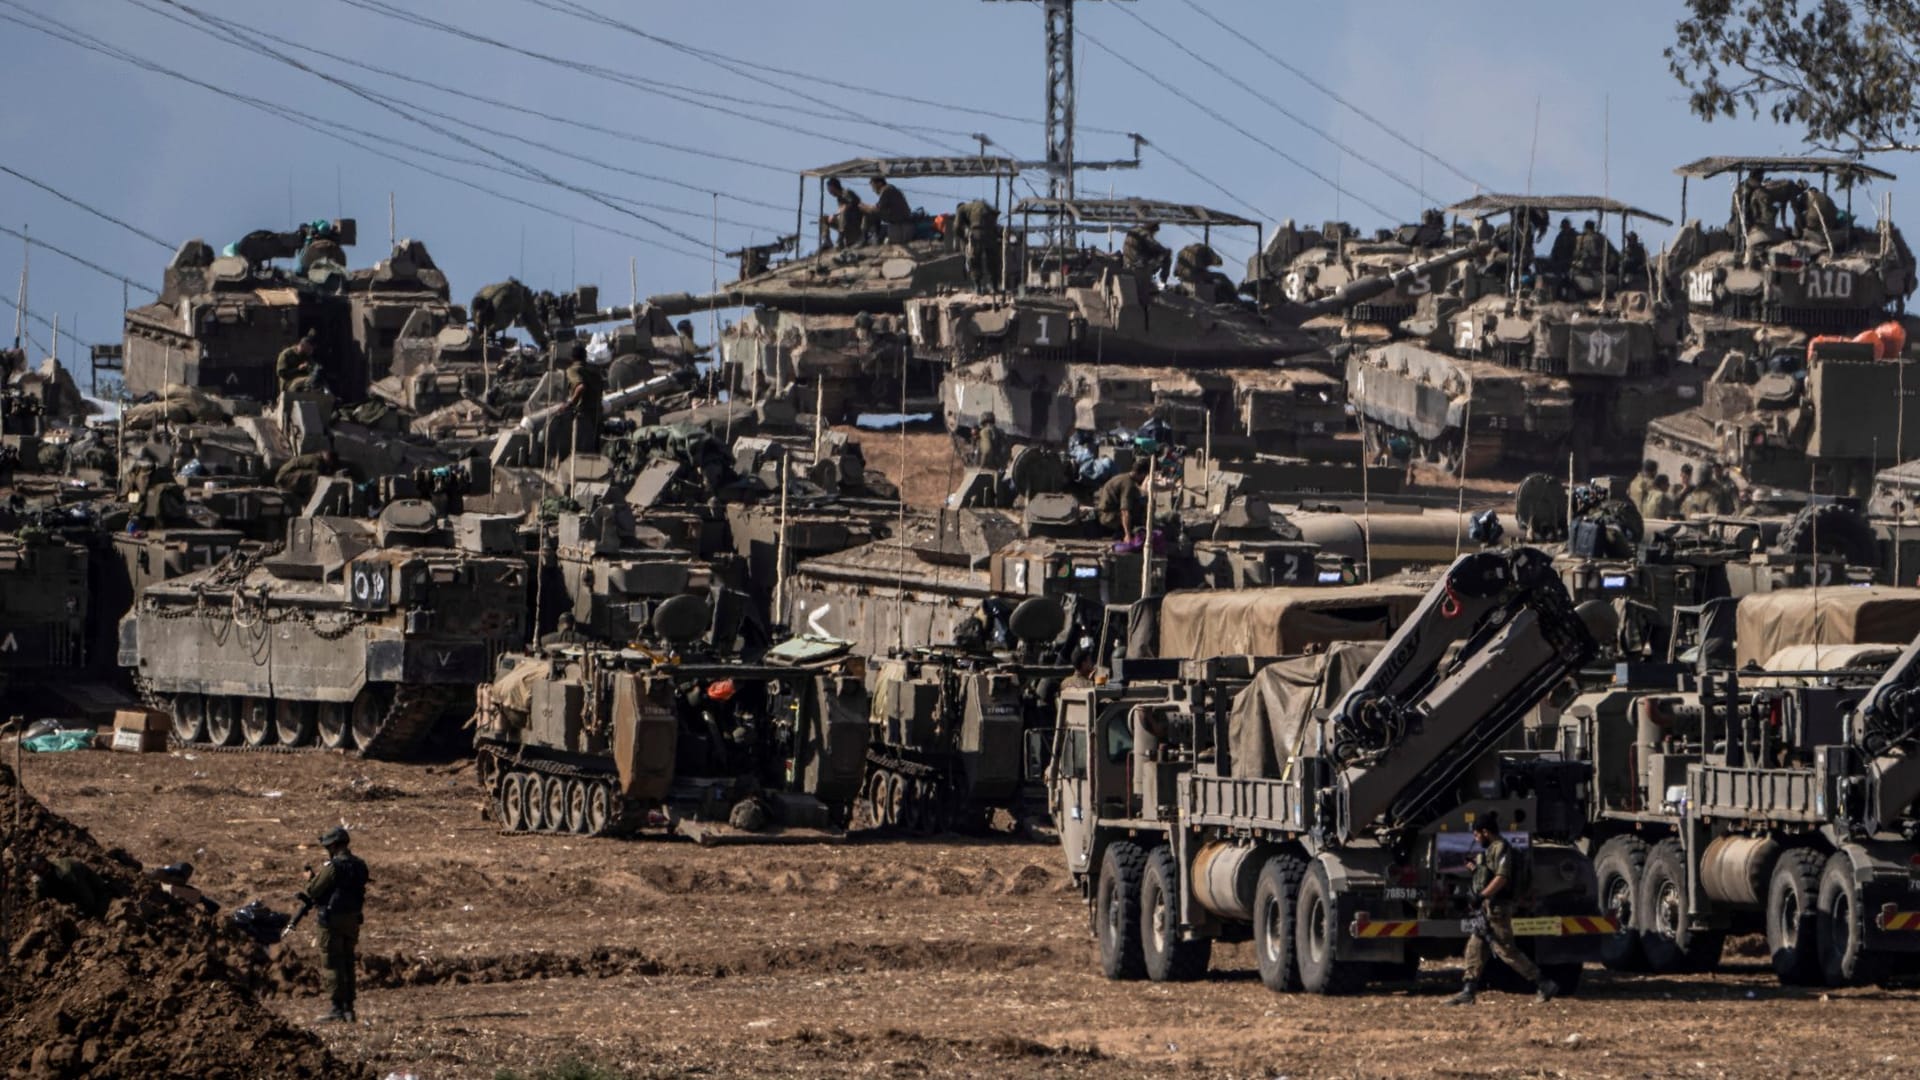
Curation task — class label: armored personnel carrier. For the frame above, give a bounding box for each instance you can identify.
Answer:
[1557,588,1920,984]
[120,501,527,757]
[1646,157,1920,497]
[918,197,1485,452]
[1350,195,1682,473]
[474,603,869,842]
[1052,549,1609,994]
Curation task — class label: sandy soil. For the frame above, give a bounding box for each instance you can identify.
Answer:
[9,745,1917,1079]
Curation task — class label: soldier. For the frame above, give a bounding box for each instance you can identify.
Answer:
[1095,458,1152,539]
[975,411,1009,471]
[1447,813,1559,1004]
[674,319,707,360]
[1061,648,1098,690]
[1571,219,1614,274]
[1681,463,1737,516]
[1732,167,1767,231]
[1640,473,1676,520]
[562,341,605,459]
[539,612,589,647]
[1620,230,1648,279]
[1175,242,1234,301]
[274,448,336,500]
[1123,222,1172,285]
[1545,218,1577,275]
[470,278,548,349]
[275,331,321,395]
[1793,181,1841,240]
[822,178,865,249]
[954,199,1002,290]
[1676,463,1695,502]
[146,862,219,914]
[1626,459,1657,510]
[294,826,368,1023]
[1411,207,1446,248]
[866,176,914,244]
[26,854,111,919]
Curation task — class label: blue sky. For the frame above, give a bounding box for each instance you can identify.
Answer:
[0,0,1896,379]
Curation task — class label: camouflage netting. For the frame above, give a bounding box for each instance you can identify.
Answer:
[0,762,370,1080]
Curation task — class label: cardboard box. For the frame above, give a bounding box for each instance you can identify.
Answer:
[110,727,167,753]
[113,708,170,735]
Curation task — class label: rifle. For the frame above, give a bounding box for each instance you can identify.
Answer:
[281,897,312,942]
[1462,899,1490,940]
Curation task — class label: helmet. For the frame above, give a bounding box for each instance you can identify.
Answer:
[319,826,350,848]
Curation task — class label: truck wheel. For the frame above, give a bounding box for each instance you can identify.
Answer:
[1295,861,1365,995]
[1253,854,1305,993]
[1141,846,1210,982]
[1639,838,1725,974]
[1593,835,1650,972]
[1766,848,1826,985]
[1096,841,1148,980]
[1817,851,1884,986]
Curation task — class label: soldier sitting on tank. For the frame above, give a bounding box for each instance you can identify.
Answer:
[1174,243,1238,304]
[1791,181,1842,242]
[1123,222,1172,287]
[974,411,1010,471]
[864,177,914,244]
[539,612,589,648]
[1619,230,1648,280]
[274,448,337,501]
[470,278,548,349]
[821,178,866,250]
[1410,207,1447,248]
[276,331,322,395]
[1095,458,1152,539]
[1570,220,1617,278]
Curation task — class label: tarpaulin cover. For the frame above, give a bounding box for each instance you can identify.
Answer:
[1158,584,1424,660]
[1735,587,1920,668]
[1226,642,1386,779]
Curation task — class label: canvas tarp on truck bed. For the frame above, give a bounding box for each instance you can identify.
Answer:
[1158,584,1425,660]
[1227,642,1385,779]
[1735,587,1920,668]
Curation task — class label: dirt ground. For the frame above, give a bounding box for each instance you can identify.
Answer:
[7,746,1917,1079]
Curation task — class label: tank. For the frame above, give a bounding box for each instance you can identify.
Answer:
[1347,341,1574,473]
[1646,158,1920,497]
[473,623,870,842]
[920,198,1487,452]
[119,501,528,757]
[1262,212,1480,336]
[1351,195,1685,474]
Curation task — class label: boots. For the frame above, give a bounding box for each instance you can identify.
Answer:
[1444,981,1477,1006]
[317,1006,350,1023]
[1535,978,1560,1003]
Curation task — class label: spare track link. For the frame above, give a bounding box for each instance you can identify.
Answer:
[477,744,649,839]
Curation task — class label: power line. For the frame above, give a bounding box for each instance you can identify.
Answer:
[1175,0,1493,194]
[521,0,974,155]
[333,0,913,159]
[1142,144,1271,223]
[1078,28,1395,220]
[0,223,148,291]
[0,4,713,263]
[0,165,173,251]
[155,0,724,255]
[1110,3,1436,207]
[0,292,93,357]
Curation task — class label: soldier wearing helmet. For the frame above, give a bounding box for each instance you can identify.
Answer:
[295,826,368,1023]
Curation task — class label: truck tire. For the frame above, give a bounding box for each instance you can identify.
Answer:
[1141,846,1211,982]
[1593,835,1650,972]
[1294,861,1365,996]
[1253,855,1305,993]
[1817,851,1884,987]
[1766,848,1826,986]
[1639,838,1726,974]
[1096,841,1148,980]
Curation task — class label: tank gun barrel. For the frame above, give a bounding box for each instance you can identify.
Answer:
[634,292,750,319]
[517,372,680,432]
[1285,240,1491,321]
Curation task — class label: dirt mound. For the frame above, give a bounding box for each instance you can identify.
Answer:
[0,763,369,1080]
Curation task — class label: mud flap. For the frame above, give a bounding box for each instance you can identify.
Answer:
[611,673,676,801]
[800,678,869,806]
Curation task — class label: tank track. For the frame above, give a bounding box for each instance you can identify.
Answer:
[476,743,650,839]
[861,746,989,836]
[137,676,458,760]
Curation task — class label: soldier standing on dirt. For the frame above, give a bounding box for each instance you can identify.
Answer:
[292,826,368,1023]
[1447,814,1559,1005]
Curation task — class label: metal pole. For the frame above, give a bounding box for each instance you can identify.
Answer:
[774,457,791,628]
[388,192,396,249]
[1360,430,1373,582]
[812,377,826,464]
[1454,397,1472,559]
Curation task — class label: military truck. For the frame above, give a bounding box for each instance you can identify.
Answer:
[1648,156,1920,498]
[1051,548,1610,994]
[473,606,869,842]
[1560,586,1920,984]
[121,501,528,757]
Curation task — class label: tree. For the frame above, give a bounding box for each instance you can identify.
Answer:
[1668,0,1920,153]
